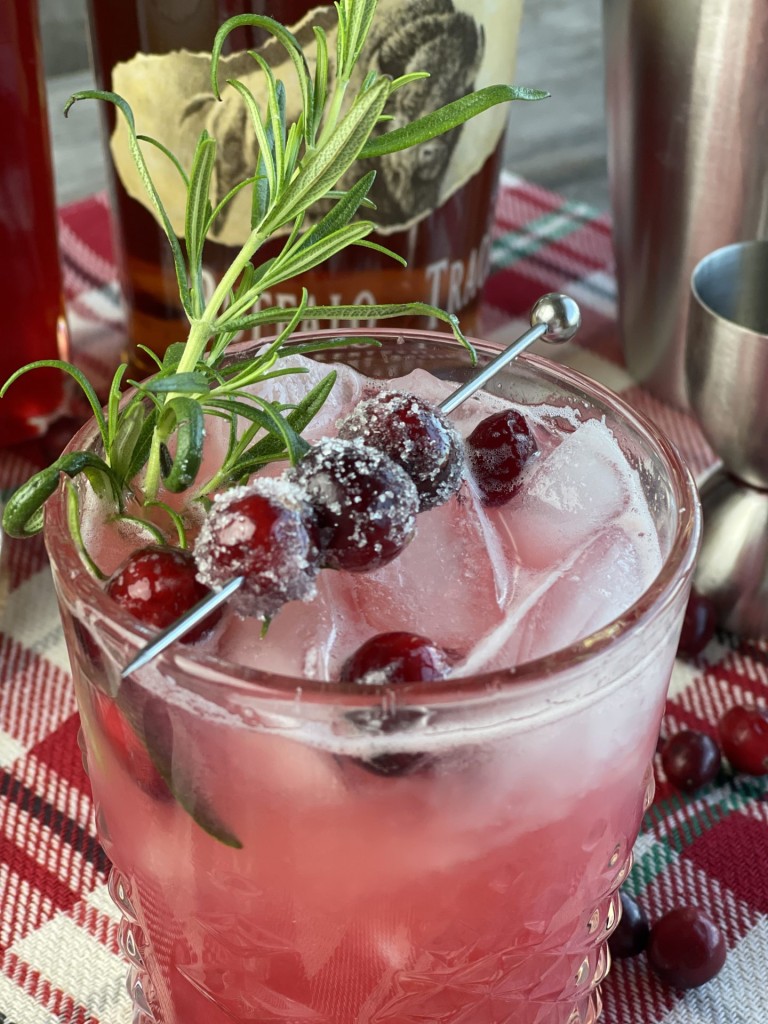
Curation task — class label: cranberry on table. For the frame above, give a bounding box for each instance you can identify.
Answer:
[193,478,319,619]
[465,408,537,506]
[647,906,726,989]
[718,705,768,775]
[107,545,219,641]
[677,590,717,657]
[291,438,419,572]
[340,631,452,686]
[337,389,464,511]
[660,730,721,792]
[609,890,650,960]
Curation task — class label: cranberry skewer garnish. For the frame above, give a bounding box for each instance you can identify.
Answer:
[194,477,320,618]
[338,390,463,511]
[120,293,581,677]
[290,438,418,571]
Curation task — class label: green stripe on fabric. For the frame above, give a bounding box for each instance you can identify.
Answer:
[626,840,676,892]
[642,784,765,863]
[491,209,583,266]
[491,199,603,271]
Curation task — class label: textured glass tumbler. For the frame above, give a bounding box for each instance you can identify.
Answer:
[44,332,700,1024]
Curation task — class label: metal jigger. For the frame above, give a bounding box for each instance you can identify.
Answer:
[686,241,768,637]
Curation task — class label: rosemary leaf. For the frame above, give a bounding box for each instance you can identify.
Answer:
[360,85,550,158]
[185,131,217,310]
[1,359,108,449]
[210,14,312,140]
[65,91,193,317]
[157,397,205,493]
[262,77,390,231]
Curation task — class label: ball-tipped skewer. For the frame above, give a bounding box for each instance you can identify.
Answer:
[121,293,580,677]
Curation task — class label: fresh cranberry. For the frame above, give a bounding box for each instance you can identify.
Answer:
[337,389,463,511]
[660,730,721,792]
[341,632,450,777]
[718,705,768,775]
[465,409,537,506]
[677,591,717,657]
[194,478,320,619]
[291,439,418,571]
[340,631,452,686]
[92,689,169,800]
[107,546,219,641]
[647,906,726,989]
[346,706,432,778]
[609,890,650,960]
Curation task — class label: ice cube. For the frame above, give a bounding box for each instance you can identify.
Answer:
[503,418,633,570]
[454,503,661,676]
[214,569,369,681]
[340,482,521,658]
[251,354,367,441]
[512,522,651,664]
[385,367,512,437]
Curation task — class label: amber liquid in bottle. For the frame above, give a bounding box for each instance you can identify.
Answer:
[86,0,522,368]
[0,0,69,443]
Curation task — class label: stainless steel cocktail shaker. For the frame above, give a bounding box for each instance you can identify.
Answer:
[603,0,768,409]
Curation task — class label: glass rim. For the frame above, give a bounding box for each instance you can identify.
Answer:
[44,328,701,704]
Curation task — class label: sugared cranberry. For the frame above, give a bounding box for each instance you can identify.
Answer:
[718,705,768,775]
[677,591,717,657]
[340,631,452,686]
[609,890,650,960]
[92,689,169,800]
[194,478,319,619]
[107,546,219,641]
[341,632,450,777]
[660,730,721,792]
[337,389,463,511]
[648,906,726,989]
[291,438,418,571]
[465,409,537,506]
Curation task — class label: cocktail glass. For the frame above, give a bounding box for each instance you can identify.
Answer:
[44,329,701,1024]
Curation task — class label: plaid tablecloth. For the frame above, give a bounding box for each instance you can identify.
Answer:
[0,172,766,1024]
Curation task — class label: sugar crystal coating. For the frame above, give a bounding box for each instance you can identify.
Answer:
[338,388,464,511]
[290,437,419,571]
[193,477,319,618]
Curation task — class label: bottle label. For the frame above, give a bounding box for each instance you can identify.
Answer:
[109,0,523,247]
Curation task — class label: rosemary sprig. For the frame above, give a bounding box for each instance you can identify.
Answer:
[1,0,547,540]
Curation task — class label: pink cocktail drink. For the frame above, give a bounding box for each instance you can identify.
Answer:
[45,331,700,1024]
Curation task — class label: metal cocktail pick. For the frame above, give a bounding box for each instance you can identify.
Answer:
[121,293,581,677]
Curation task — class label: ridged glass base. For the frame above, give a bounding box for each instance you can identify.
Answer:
[107,764,654,1024]
[110,863,624,1024]
[109,869,159,1024]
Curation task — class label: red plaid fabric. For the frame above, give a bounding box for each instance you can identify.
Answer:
[0,172,764,1023]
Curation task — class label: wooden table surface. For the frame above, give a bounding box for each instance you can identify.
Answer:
[46,0,609,212]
